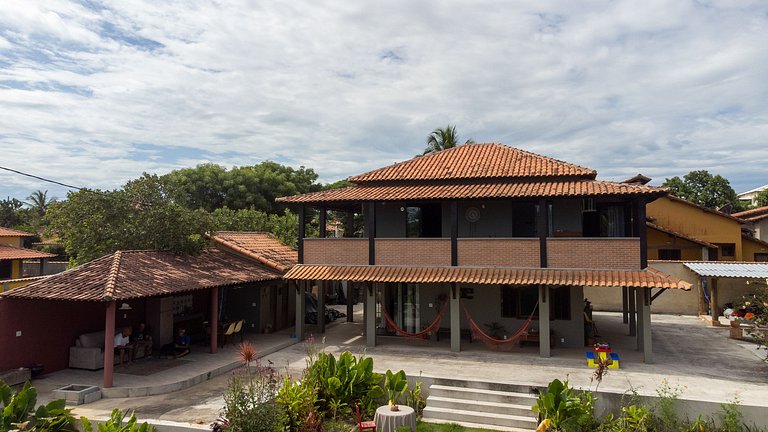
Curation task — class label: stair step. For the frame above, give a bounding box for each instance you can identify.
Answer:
[429,384,537,404]
[421,417,535,432]
[423,406,537,430]
[427,396,533,416]
[431,378,541,395]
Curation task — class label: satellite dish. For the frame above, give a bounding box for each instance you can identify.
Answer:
[465,207,481,223]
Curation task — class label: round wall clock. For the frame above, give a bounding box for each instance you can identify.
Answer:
[465,206,481,223]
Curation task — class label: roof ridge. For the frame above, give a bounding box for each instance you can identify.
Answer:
[211,236,290,273]
[665,195,746,223]
[104,251,123,301]
[0,227,35,237]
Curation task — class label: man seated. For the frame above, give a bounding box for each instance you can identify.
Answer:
[161,328,191,359]
[132,322,153,358]
[114,327,135,365]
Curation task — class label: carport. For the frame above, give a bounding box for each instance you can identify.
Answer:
[683,262,768,323]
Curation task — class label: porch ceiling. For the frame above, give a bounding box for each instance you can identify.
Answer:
[283,265,692,290]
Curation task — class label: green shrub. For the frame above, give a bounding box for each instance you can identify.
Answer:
[532,378,594,431]
[222,364,283,432]
[383,370,408,405]
[275,376,320,432]
[81,409,155,432]
[303,351,383,417]
[0,381,76,432]
[406,380,427,419]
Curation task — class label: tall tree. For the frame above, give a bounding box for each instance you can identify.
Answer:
[662,170,744,211]
[0,198,27,228]
[423,125,475,155]
[26,190,55,218]
[45,175,211,266]
[755,189,768,207]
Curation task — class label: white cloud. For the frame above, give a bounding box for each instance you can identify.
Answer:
[0,0,767,199]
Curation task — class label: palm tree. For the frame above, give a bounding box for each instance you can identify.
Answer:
[26,189,55,217]
[423,125,475,154]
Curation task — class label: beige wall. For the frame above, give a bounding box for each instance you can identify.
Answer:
[742,236,768,261]
[647,228,705,261]
[0,237,23,247]
[751,218,768,242]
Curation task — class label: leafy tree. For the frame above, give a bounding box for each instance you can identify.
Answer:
[210,207,306,248]
[423,125,475,155]
[45,175,212,266]
[755,189,768,207]
[0,198,28,228]
[162,162,321,214]
[662,170,744,211]
[26,189,56,218]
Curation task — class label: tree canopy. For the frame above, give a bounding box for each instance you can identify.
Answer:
[423,125,474,155]
[754,189,768,207]
[662,170,744,212]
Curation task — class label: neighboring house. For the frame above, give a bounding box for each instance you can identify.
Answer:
[645,195,748,261]
[0,232,296,385]
[734,205,768,246]
[277,143,691,363]
[0,227,55,292]
[737,184,768,206]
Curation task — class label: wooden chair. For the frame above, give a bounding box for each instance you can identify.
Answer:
[219,322,237,348]
[355,404,376,432]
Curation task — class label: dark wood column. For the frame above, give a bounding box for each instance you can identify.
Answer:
[317,281,326,333]
[622,286,629,324]
[710,277,719,324]
[635,197,647,268]
[450,201,458,266]
[365,202,376,265]
[210,287,219,353]
[319,207,327,238]
[537,199,549,268]
[298,204,306,264]
[346,281,354,323]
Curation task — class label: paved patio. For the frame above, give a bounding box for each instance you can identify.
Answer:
[32,306,768,427]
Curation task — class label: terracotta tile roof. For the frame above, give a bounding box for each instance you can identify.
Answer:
[277,179,666,204]
[349,143,597,183]
[1,248,283,301]
[0,245,56,260]
[621,174,652,185]
[211,231,297,273]
[646,222,717,249]
[0,227,34,237]
[283,265,692,290]
[733,206,768,222]
[665,195,746,223]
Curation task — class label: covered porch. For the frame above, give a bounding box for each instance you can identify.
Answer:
[286,265,692,363]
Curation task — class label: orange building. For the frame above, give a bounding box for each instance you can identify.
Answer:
[0,227,54,292]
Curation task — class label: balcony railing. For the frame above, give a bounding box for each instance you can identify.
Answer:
[301,237,641,270]
[546,238,641,270]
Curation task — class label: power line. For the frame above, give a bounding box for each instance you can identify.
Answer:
[0,165,151,206]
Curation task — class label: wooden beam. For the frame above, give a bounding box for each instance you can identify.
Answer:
[210,287,218,353]
[297,205,306,264]
[366,202,376,265]
[636,197,648,268]
[318,207,327,238]
[622,286,629,324]
[650,288,668,304]
[537,200,548,268]
[450,201,458,266]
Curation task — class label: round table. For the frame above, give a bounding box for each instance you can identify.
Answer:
[374,405,416,432]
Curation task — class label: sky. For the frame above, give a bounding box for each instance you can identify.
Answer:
[1,0,767,201]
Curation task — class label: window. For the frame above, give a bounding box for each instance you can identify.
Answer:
[755,253,768,262]
[0,260,11,279]
[658,249,682,261]
[717,243,736,257]
[583,204,626,237]
[500,285,570,320]
[405,204,442,237]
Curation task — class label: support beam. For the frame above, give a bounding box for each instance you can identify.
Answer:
[103,300,116,388]
[294,281,305,341]
[319,207,327,238]
[638,287,653,363]
[539,285,550,358]
[345,281,353,323]
[297,205,306,264]
[450,202,458,266]
[628,287,637,336]
[366,283,376,347]
[210,287,219,353]
[366,202,376,265]
[317,281,326,333]
[537,200,549,267]
[710,277,719,325]
[636,197,648,268]
[450,283,460,352]
[39,258,46,276]
[650,288,668,304]
[622,286,629,324]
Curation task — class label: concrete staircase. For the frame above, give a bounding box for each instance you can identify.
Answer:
[422,378,540,432]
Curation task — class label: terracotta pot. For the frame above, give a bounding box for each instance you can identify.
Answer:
[730,320,741,328]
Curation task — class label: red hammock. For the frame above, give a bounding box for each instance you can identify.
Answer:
[382,302,449,339]
[463,302,539,350]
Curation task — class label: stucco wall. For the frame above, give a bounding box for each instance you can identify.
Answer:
[742,236,768,262]
[0,298,105,373]
[647,228,705,261]
[752,218,768,242]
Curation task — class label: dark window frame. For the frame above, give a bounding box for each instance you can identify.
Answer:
[658,248,682,261]
[500,285,570,320]
[0,260,12,279]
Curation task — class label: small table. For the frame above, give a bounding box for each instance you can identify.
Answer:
[374,405,416,432]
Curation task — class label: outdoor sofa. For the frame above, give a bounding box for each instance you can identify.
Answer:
[69,330,149,370]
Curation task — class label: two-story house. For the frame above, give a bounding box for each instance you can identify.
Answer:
[0,227,55,292]
[277,144,690,363]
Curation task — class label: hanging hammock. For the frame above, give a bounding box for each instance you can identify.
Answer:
[463,302,539,350]
[382,302,449,340]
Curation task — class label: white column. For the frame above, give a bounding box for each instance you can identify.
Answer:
[539,285,550,358]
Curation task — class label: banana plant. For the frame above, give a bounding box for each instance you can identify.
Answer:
[383,370,408,405]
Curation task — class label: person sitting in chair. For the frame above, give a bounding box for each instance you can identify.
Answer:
[132,322,153,358]
[114,327,135,365]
